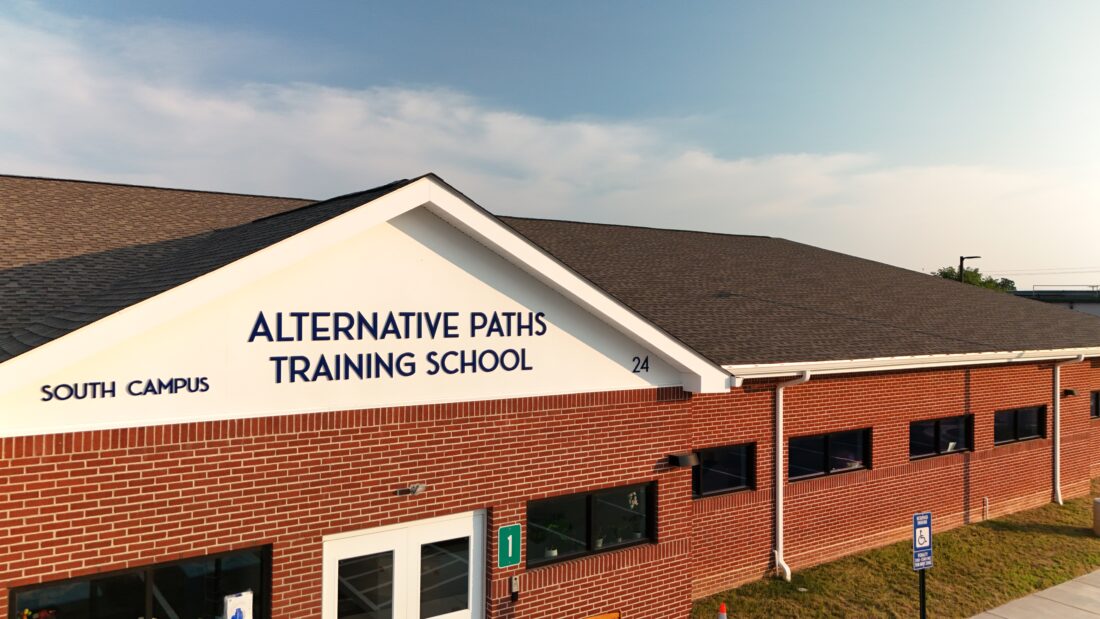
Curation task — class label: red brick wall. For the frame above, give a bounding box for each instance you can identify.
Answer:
[4,360,1100,618]
[0,389,696,619]
[690,359,1100,598]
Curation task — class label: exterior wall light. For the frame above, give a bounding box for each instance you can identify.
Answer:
[395,483,428,496]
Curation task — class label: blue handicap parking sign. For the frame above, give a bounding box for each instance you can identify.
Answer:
[913,512,933,571]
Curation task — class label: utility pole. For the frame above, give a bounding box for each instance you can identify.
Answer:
[958,255,981,283]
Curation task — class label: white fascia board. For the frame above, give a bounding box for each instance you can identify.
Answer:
[421,181,730,393]
[0,177,730,394]
[723,347,1100,380]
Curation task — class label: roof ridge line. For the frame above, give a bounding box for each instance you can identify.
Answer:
[247,178,413,224]
[499,215,774,239]
[0,173,315,202]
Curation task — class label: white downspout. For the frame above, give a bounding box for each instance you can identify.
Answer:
[1053,355,1085,505]
[774,370,811,581]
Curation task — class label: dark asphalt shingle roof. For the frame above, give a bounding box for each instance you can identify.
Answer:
[500,217,1100,365]
[0,175,408,360]
[3,173,1100,366]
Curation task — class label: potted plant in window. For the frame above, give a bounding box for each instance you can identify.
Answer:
[595,523,613,548]
[544,520,570,558]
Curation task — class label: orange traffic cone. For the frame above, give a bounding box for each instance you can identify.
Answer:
[718,601,728,619]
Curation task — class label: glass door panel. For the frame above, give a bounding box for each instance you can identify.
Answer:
[323,511,484,619]
[337,551,396,619]
[418,537,469,618]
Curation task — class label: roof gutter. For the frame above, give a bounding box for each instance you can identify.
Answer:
[724,347,1100,381]
[1053,355,1086,505]
[774,370,811,582]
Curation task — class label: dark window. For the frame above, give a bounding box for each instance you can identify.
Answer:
[1091,391,1099,419]
[10,547,271,619]
[939,416,969,453]
[527,482,655,567]
[828,430,866,473]
[789,435,826,479]
[527,492,587,563]
[909,415,973,459]
[788,429,871,480]
[910,420,937,458]
[693,444,755,497]
[1017,407,1041,439]
[993,406,1047,445]
[994,410,1015,443]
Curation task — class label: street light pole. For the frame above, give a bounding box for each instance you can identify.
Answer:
[958,255,981,283]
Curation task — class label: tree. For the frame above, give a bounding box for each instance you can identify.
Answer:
[932,266,1016,292]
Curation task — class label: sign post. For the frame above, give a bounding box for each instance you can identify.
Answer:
[912,512,933,619]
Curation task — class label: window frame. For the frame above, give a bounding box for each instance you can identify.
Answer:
[909,414,975,460]
[788,428,872,481]
[692,443,756,498]
[1091,391,1100,419]
[993,405,1047,445]
[8,545,272,619]
[526,482,657,568]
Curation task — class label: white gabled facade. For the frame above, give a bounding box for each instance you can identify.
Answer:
[0,176,730,437]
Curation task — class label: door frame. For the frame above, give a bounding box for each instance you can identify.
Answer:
[321,510,487,619]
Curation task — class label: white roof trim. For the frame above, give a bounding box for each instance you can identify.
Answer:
[422,179,729,392]
[0,176,730,394]
[724,347,1100,380]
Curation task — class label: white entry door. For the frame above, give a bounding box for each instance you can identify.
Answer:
[322,511,486,619]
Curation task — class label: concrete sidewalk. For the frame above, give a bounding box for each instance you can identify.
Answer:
[973,570,1100,618]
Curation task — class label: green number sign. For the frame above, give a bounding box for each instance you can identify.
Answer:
[497,524,521,568]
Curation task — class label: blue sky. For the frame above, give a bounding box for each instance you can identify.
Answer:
[3,1,1100,286]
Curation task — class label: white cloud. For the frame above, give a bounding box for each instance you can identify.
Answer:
[2,8,1099,288]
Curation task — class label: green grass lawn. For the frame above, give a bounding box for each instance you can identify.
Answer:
[692,479,1100,618]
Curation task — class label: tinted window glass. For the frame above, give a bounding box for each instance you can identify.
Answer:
[528,493,587,563]
[9,573,146,619]
[10,547,269,619]
[337,551,394,619]
[526,482,655,567]
[828,430,866,473]
[153,550,264,619]
[593,485,648,550]
[153,556,218,619]
[910,420,936,458]
[911,416,972,458]
[12,581,91,619]
[789,435,826,479]
[420,537,469,618]
[91,572,146,619]
[1017,407,1041,439]
[994,410,1015,443]
[694,444,753,496]
[1092,392,1100,419]
[939,417,967,453]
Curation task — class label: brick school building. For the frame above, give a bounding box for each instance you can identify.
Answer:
[3,173,1100,618]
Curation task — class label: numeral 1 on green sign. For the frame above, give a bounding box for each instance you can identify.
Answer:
[497,524,522,568]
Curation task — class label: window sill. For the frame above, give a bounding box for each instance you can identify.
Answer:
[693,486,755,500]
[909,449,972,461]
[789,466,867,483]
[993,436,1045,447]
[526,538,654,570]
